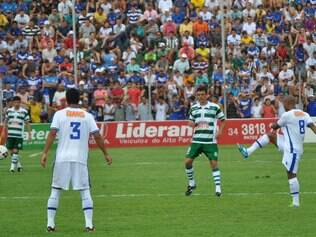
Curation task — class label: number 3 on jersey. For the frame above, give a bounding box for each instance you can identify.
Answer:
[70,122,81,139]
[298,120,305,134]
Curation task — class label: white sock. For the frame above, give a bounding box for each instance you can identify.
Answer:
[289,177,300,206]
[247,134,270,156]
[17,159,22,168]
[80,189,94,228]
[185,167,196,187]
[212,169,221,192]
[11,154,18,170]
[47,188,61,228]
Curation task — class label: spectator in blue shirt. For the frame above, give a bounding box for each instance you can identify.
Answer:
[307,96,316,116]
[294,44,305,63]
[128,70,145,84]
[2,83,15,102]
[239,93,252,118]
[172,7,185,25]
[169,95,186,120]
[174,0,187,13]
[267,33,280,46]
[1,1,17,13]
[155,69,168,85]
[42,69,59,104]
[7,21,22,37]
[3,70,19,90]
[107,8,117,26]
[212,66,224,84]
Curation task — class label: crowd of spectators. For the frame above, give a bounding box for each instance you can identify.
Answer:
[0,0,316,123]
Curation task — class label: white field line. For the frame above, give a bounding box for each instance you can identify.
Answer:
[2,192,316,200]
[28,152,41,158]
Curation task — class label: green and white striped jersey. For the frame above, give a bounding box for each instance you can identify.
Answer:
[5,107,30,138]
[189,101,225,144]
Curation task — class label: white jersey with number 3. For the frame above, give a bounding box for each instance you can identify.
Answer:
[51,107,99,165]
[277,109,313,154]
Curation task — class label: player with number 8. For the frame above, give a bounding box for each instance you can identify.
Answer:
[237,96,316,207]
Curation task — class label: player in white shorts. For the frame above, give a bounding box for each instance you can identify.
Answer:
[237,96,316,207]
[40,88,112,232]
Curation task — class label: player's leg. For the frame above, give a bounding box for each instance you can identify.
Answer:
[6,138,17,172]
[72,162,94,230]
[282,152,301,207]
[204,144,221,196]
[184,143,201,196]
[237,133,276,159]
[16,138,23,172]
[47,162,70,230]
[80,189,94,231]
[47,187,62,231]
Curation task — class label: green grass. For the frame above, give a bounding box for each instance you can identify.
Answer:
[1,145,316,237]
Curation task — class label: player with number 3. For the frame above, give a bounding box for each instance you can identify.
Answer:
[40,88,112,232]
[237,96,316,207]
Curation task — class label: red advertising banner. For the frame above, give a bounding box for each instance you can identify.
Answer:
[90,118,277,148]
[0,119,278,148]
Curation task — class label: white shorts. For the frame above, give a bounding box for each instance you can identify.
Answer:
[277,134,284,152]
[52,162,90,190]
[282,152,301,174]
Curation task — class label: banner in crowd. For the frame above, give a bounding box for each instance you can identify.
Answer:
[1,118,315,149]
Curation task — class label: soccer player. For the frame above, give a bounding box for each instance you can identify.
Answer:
[238,95,316,207]
[184,86,226,196]
[0,96,31,172]
[40,88,112,232]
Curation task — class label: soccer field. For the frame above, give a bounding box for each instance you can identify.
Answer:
[1,145,316,237]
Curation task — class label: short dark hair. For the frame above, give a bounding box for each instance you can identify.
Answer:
[12,96,21,101]
[196,85,208,94]
[66,88,80,105]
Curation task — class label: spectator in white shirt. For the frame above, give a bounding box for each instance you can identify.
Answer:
[181,31,194,47]
[204,0,219,10]
[199,6,213,22]
[251,97,263,118]
[257,66,274,82]
[158,0,173,14]
[242,3,256,19]
[42,41,57,63]
[227,29,241,46]
[242,16,256,36]
[278,63,295,85]
[58,0,73,16]
[14,9,30,28]
[303,38,316,58]
[305,51,316,71]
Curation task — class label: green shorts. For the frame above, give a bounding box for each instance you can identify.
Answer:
[186,143,218,161]
[6,137,23,150]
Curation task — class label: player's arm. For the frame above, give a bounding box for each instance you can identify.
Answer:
[40,129,57,168]
[0,120,7,144]
[188,120,195,128]
[216,107,226,138]
[308,123,316,134]
[217,119,226,138]
[25,121,32,141]
[187,107,196,128]
[272,112,288,131]
[271,123,281,131]
[92,132,112,165]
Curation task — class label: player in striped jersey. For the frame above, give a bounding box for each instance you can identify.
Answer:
[184,86,226,196]
[1,96,31,172]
